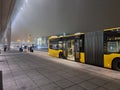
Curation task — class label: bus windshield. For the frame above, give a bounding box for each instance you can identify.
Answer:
[49,39,63,50]
[107,41,120,53]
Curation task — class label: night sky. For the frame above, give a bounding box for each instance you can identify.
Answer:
[11,0,120,41]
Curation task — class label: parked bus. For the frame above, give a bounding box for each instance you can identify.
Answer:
[48,27,120,71]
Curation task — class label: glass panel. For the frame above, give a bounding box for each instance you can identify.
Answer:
[67,40,75,60]
[58,41,63,49]
[49,39,59,50]
[63,41,66,49]
[67,41,72,55]
[79,39,84,52]
[75,40,79,52]
[118,41,120,52]
[68,41,71,48]
[80,39,82,47]
[49,44,59,50]
[107,41,118,53]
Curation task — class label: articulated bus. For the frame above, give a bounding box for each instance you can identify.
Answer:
[48,27,120,71]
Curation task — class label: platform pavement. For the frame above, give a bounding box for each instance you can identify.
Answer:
[33,51,120,80]
[0,50,120,90]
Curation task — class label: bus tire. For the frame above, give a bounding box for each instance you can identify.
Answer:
[59,52,63,58]
[112,59,120,71]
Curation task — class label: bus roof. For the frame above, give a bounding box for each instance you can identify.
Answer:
[104,27,120,31]
[49,27,120,40]
[48,33,84,40]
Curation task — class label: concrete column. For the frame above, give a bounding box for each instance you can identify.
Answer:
[7,25,11,50]
[1,30,7,50]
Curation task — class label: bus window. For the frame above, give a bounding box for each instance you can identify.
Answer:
[58,41,63,49]
[80,39,82,47]
[49,39,63,50]
[49,42,58,50]
[68,41,71,48]
[80,39,84,52]
[74,39,80,52]
[51,44,59,50]
[118,41,120,52]
[107,41,119,53]
[67,40,72,55]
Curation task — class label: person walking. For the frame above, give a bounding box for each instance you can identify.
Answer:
[30,46,34,52]
[4,45,7,52]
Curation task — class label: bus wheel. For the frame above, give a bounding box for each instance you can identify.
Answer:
[59,52,63,58]
[112,59,120,71]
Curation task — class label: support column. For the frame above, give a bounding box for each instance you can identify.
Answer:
[7,25,11,50]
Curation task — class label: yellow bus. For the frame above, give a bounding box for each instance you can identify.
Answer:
[48,27,120,71]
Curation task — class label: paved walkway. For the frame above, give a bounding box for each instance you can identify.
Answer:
[0,50,120,90]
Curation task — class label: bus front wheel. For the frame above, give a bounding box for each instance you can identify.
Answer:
[112,59,120,71]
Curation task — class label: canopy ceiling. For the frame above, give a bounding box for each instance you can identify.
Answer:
[0,0,16,40]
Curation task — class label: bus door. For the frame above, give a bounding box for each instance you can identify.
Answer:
[74,39,80,62]
[66,40,75,60]
[63,40,67,59]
